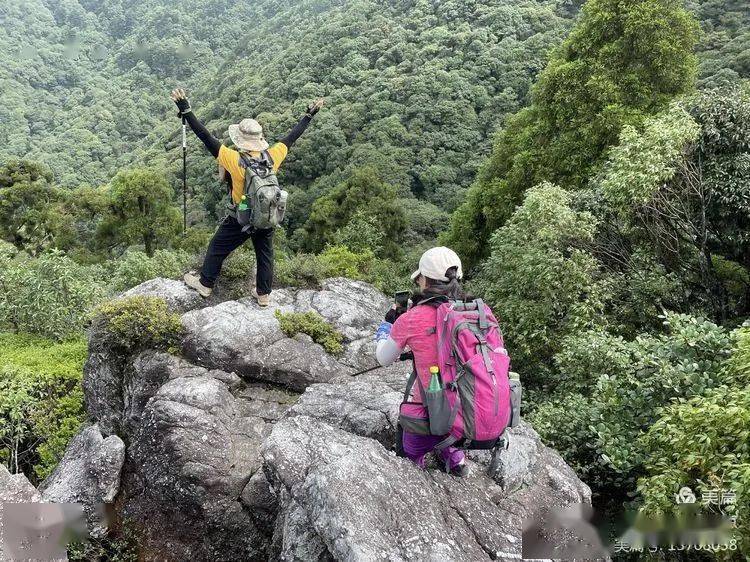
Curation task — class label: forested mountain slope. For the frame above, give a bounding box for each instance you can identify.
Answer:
[0,0,258,186]
[1,0,746,224]
[0,0,575,217]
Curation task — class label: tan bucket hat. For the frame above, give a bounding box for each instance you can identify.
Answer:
[228,118,269,152]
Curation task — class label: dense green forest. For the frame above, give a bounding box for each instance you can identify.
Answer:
[1,0,750,557]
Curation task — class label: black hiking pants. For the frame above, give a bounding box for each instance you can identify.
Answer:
[199,215,274,294]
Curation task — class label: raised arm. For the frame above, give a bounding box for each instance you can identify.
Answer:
[280,98,325,148]
[170,88,222,158]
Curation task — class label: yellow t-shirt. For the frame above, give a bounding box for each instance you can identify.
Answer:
[217,143,288,204]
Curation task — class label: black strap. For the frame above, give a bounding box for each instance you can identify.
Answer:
[402,367,417,403]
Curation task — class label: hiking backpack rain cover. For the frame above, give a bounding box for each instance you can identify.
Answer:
[398,299,519,450]
[238,151,288,230]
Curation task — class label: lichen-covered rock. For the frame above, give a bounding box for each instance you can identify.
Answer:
[120,277,204,313]
[118,374,269,561]
[0,464,40,503]
[39,425,125,537]
[262,415,591,561]
[286,363,410,447]
[62,277,594,561]
[181,278,388,391]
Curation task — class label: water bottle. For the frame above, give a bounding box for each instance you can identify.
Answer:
[237,194,250,226]
[427,366,441,393]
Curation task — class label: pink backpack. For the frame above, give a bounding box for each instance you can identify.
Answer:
[398,298,519,450]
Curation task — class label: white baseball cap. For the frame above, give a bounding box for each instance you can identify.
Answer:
[411,247,463,282]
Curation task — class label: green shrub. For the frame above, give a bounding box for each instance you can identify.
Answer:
[274,310,344,355]
[220,247,256,281]
[532,314,734,498]
[274,253,329,289]
[527,393,604,487]
[0,333,86,481]
[172,227,214,255]
[273,245,413,297]
[473,183,607,379]
[332,209,386,254]
[637,385,750,557]
[68,526,138,562]
[0,251,107,340]
[92,297,183,353]
[110,249,193,293]
[317,245,374,279]
[726,328,750,387]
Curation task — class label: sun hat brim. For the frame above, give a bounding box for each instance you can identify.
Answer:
[228,123,270,152]
[410,269,421,280]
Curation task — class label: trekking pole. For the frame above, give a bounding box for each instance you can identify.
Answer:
[351,352,413,377]
[182,116,187,235]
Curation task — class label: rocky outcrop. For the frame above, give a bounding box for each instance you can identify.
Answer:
[49,277,592,560]
[264,374,591,561]
[120,277,204,313]
[117,366,272,560]
[39,425,125,537]
[181,279,389,391]
[0,464,40,503]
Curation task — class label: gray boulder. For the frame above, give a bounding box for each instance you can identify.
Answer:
[263,415,592,561]
[39,425,125,537]
[0,464,40,503]
[286,363,409,447]
[116,357,297,561]
[120,277,204,313]
[181,278,388,391]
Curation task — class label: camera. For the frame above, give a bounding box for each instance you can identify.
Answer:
[394,291,410,311]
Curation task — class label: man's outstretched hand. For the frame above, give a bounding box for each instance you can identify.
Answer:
[306,98,325,117]
[170,88,191,116]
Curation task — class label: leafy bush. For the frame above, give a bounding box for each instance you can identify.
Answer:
[110,249,193,293]
[274,245,412,296]
[726,327,750,388]
[274,310,343,355]
[332,209,386,254]
[637,385,750,557]
[274,252,330,289]
[220,247,256,281]
[0,251,107,340]
[92,297,183,353]
[473,183,608,379]
[68,526,138,562]
[527,393,603,486]
[532,314,734,496]
[0,333,86,481]
[172,227,214,255]
[317,245,375,279]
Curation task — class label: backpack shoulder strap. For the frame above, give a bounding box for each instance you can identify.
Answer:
[402,365,417,403]
[474,298,488,329]
[261,149,274,169]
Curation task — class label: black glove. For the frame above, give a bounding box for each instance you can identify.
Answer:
[175,98,192,117]
[306,99,324,117]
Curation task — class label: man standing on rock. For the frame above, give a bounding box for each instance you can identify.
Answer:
[170,88,324,306]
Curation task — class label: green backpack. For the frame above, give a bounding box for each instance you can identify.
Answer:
[236,151,288,231]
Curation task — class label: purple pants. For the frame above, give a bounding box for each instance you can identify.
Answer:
[402,432,464,470]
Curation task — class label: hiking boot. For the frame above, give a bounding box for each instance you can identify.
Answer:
[252,288,270,308]
[184,272,212,298]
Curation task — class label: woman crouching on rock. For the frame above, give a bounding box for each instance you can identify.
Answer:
[374,247,468,477]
